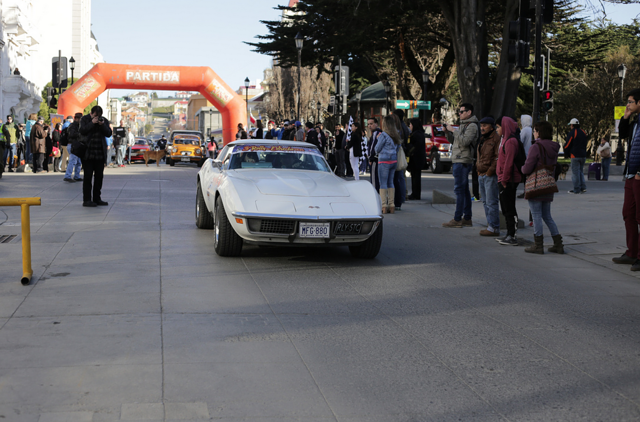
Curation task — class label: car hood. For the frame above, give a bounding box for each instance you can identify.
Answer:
[230,170,350,197]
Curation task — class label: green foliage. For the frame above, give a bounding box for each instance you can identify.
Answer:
[152,106,173,114]
[144,123,154,135]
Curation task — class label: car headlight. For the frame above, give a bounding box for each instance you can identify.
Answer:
[195,149,201,154]
[438,144,450,151]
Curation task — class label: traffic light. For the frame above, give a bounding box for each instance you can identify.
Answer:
[507,19,531,68]
[542,90,554,112]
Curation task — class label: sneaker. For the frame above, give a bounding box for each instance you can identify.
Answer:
[581,189,587,193]
[613,253,636,265]
[74,177,83,181]
[480,229,499,237]
[499,235,518,246]
[95,200,109,206]
[63,177,75,182]
[83,201,97,207]
[461,219,472,227]
[568,190,579,194]
[443,219,464,228]
[495,235,508,242]
[632,260,640,272]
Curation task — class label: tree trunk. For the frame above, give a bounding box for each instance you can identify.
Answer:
[490,0,521,118]
[438,0,488,117]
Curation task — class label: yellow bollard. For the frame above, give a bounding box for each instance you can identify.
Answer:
[0,197,41,285]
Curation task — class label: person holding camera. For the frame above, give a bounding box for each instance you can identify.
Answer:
[79,106,112,207]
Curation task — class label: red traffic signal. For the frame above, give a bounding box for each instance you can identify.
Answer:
[542,90,554,112]
[543,90,553,101]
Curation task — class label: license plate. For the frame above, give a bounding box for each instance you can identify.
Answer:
[334,222,362,235]
[181,157,191,162]
[299,223,330,238]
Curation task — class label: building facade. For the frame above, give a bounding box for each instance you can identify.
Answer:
[0,0,42,122]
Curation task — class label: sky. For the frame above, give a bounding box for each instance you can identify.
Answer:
[91,0,638,98]
[91,0,285,97]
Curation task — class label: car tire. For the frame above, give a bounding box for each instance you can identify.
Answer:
[195,183,214,229]
[166,157,172,166]
[197,157,205,168]
[213,196,243,257]
[348,221,383,259]
[430,152,444,173]
[169,158,175,167]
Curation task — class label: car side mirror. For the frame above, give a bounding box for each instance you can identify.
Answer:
[212,160,222,169]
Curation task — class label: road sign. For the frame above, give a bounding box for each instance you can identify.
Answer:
[395,100,431,110]
[615,106,626,120]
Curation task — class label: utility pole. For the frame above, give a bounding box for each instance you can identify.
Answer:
[532,0,543,124]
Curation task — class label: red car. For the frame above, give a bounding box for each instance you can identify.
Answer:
[424,124,457,173]
[130,138,151,163]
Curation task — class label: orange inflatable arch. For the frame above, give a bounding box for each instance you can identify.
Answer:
[57,63,247,145]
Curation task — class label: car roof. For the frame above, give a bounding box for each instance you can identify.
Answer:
[226,140,317,148]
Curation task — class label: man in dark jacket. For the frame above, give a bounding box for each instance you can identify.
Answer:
[64,113,83,182]
[367,118,382,189]
[334,124,346,177]
[2,115,17,172]
[563,118,588,194]
[614,88,640,271]
[79,106,112,207]
[476,116,501,236]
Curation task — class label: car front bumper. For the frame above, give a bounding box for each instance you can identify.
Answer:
[230,211,383,245]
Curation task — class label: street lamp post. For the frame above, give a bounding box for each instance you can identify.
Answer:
[69,56,75,85]
[244,77,250,130]
[317,101,321,123]
[422,69,430,124]
[383,80,391,115]
[295,32,304,122]
[618,64,627,106]
[355,91,362,123]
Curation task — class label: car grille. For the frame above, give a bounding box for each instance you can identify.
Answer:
[247,219,295,235]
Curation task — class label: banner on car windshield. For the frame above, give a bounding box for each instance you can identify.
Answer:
[232,144,323,157]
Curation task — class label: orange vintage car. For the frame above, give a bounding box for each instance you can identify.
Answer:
[166,131,205,167]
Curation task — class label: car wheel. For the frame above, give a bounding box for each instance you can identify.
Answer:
[166,157,172,166]
[195,183,213,229]
[430,152,444,173]
[348,221,383,259]
[169,158,175,167]
[197,157,205,168]
[213,196,243,257]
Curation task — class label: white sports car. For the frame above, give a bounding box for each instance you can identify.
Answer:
[195,140,383,258]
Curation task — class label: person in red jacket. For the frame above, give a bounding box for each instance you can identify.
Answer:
[496,116,522,246]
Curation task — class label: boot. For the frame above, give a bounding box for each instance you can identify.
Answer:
[548,234,564,254]
[388,187,396,213]
[525,235,544,254]
[379,189,388,214]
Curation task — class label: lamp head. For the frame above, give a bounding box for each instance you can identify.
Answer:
[618,63,627,80]
[295,32,304,50]
[383,80,391,94]
[244,77,250,88]
[69,56,75,71]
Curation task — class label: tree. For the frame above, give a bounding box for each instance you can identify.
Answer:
[144,123,154,135]
[151,92,158,99]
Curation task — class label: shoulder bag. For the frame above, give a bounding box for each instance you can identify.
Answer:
[396,143,408,171]
[524,143,559,199]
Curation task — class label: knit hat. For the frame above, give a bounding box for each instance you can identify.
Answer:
[479,116,495,125]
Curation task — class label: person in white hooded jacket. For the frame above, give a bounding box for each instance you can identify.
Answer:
[520,114,533,156]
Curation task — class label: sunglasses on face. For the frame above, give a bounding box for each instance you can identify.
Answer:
[458,109,467,115]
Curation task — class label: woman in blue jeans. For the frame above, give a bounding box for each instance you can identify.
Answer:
[375,115,402,213]
[520,120,565,254]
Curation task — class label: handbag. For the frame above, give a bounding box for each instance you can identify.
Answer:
[524,143,559,199]
[52,147,60,158]
[396,144,408,171]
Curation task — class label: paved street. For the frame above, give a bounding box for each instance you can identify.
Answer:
[1,164,639,421]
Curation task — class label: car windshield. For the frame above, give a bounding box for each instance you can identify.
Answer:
[228,145,330,172]
[432,126,446,137]
[173,136,200,145]
[135,140,147,145]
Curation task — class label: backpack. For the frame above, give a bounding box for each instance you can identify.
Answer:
[60,127,69,146]
[502,137,527,174]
